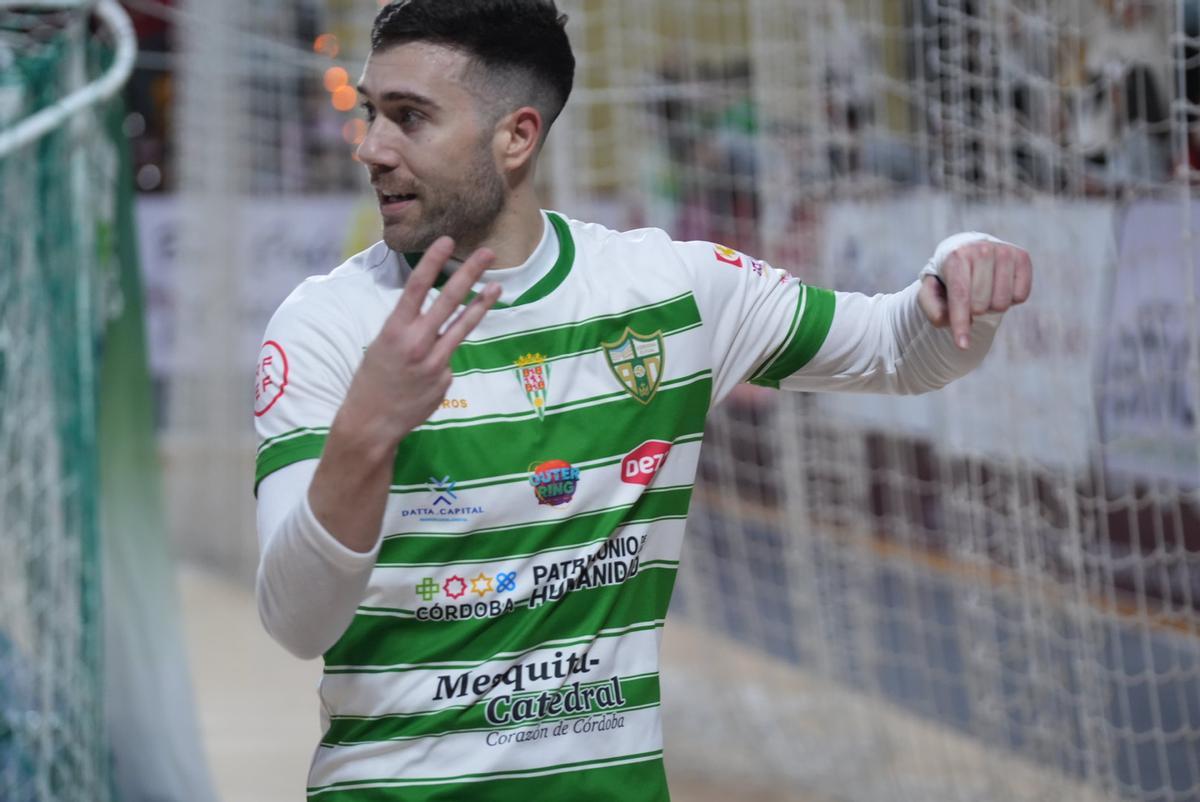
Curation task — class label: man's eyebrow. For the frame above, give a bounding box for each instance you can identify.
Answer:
[356,87,441,110]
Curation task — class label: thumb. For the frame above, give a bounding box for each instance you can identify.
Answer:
[918,275,949,327]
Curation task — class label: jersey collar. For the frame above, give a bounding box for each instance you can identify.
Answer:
[404,211,575,309]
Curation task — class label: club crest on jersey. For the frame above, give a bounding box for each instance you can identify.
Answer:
[601,328,664,404]
[515,353,549,420]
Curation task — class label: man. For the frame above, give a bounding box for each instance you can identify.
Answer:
[253,1,1033,798]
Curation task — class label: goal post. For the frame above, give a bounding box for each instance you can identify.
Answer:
[1,3,212,800]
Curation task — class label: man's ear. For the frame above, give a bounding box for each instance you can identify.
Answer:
[495,106,543,173]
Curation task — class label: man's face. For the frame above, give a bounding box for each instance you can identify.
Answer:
[357,42,507,253]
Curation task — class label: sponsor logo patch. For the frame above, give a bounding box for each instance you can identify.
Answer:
[254,340,289,416]
[414,569,518,621]
[601,328,664,405]
[416,577,440,602]
[713,244,744,267]
[529,534,645,608]
[529,459,580,506]
[433,650,601,702]
[431,651,626,731]
[402,476,485,524]
[515,353,549,420]
[621,440,671,485]
[440,398,469,410]
[443,575,468,600]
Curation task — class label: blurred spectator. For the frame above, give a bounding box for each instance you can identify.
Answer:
[1173,0,1200,179]
[823,9,921,190]
[1076,0,1172,190]
[123,0,176,191]
[1001,7,1069,192]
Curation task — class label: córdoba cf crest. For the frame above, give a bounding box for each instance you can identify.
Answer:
[515,353,550,420]
[602,328,664,404]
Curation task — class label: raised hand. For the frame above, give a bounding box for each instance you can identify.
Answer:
[917,240,1033,350]
[341,237,502,444]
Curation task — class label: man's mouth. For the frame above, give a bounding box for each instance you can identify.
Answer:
[379,192,417,205]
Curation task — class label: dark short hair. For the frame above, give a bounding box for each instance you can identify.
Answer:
[371,0,575,135]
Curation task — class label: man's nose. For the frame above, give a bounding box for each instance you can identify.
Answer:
[357,121,400,170]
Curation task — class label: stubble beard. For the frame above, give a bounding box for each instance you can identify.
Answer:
[381,147,507,255]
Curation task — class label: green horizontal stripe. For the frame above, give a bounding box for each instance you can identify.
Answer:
[258,426,330,454]
[324,566,678,667]
[322,673,660,746]
[751,285,836,388]
[411,386,628,431]
[379,485,693,565]
[255,432,326,491]
[387,432,703,495]
[307,751,667,800]
[252,372,707,492]
[453,321,702,380]
[449,293,700,375]
[636,560,679,570]
[390,372,711,488]
[324,621,665,676]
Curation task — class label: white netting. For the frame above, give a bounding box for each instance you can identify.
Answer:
[542,1,1198,799]
[0,3,132,800]
[159,1,1199,800]
[161,0,371,582]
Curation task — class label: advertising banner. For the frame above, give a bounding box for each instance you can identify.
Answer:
[136,194,367,380]
[1100,200,1200,488]
[818,194,1117,470]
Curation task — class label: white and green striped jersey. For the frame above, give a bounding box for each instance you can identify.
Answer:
[253,212,1001,800]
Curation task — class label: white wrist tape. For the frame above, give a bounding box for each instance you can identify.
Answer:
[919,231,1012,282]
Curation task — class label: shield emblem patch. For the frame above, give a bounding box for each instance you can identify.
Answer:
[602,328,664,404]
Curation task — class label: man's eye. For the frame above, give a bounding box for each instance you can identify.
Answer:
[359,103,376,122]
[398,109,423,126]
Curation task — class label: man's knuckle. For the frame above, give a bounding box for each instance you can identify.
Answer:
[378,325,405,348]
[402,340,428,363]
[418,350,443,371]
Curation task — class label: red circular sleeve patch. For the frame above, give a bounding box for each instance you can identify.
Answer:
[254,340,289,417]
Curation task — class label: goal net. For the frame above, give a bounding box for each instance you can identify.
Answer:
[0,4,129,799]
[543,1,1198,799]
[158,1,1198,800]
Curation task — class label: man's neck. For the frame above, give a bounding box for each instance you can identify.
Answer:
[455,190,546,269]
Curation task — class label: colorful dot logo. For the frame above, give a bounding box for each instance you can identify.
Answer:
[529,459,580,506]
[443,575,468,600]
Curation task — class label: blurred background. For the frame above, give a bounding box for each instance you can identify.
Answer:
[2,0,1199,800]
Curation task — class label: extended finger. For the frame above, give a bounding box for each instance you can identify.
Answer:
[969,243,994,315]
[392,236,456,324]
[431,283,502,364]
[424,247,497,330]
[944,252,972,350]
[1012,248,1033,304]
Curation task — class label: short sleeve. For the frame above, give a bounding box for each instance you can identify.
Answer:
[674,240,835,403]
[253,282,361,493]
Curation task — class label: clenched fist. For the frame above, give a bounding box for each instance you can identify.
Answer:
[917,236,1033,349]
